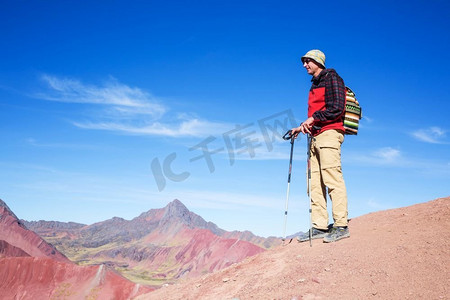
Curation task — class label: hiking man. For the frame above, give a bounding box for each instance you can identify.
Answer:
[291,49,350,243]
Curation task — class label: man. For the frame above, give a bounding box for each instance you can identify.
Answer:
[291,49,349,243]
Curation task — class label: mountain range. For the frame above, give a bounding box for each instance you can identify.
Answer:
[16,199,280,287]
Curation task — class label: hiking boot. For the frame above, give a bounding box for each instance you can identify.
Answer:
[323,226,350,243]
[297,228,328,242]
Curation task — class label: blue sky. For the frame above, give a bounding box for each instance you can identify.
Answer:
[1,0,449,237]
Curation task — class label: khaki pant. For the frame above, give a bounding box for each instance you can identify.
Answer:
[309,130,348,230]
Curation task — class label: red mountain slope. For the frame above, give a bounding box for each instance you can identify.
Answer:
[0,199,153,299]
[139,197,450,300]
[0,199,69,262]
[131,225,265,279]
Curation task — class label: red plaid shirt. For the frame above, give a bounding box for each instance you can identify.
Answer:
[310,68,346,123]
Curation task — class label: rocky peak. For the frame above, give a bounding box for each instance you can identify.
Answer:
[0,199,22,228]
[160,199,224,235]
[163,199,190,219]
[0,199,18,220]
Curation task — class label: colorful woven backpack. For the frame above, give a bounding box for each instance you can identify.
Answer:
[344,87,362,135]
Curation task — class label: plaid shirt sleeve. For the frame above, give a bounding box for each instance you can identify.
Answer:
[312,71,346,122]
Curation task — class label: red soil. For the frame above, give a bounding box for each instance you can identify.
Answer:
[0,257,153,299]
[0,240,31,258]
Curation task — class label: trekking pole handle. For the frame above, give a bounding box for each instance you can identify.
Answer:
[283,130,294,141]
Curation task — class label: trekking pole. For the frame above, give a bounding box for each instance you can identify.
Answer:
[282,130,296,241]
[306,126,320,247]
[307,133,313,247]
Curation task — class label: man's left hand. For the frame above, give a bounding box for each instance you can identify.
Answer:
[299,117,315,134]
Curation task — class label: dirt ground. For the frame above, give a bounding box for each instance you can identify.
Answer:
[137,197,449,300]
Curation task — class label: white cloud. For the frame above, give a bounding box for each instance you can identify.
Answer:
[73,118,229,137]
[230,139,306,161]
[39,74,166,118]
[36,74,229,138]
[372,147,401,162]
[345,146,407,167]
[411,127,447,144]
[35,74,299,143]
[362,116,373,123]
